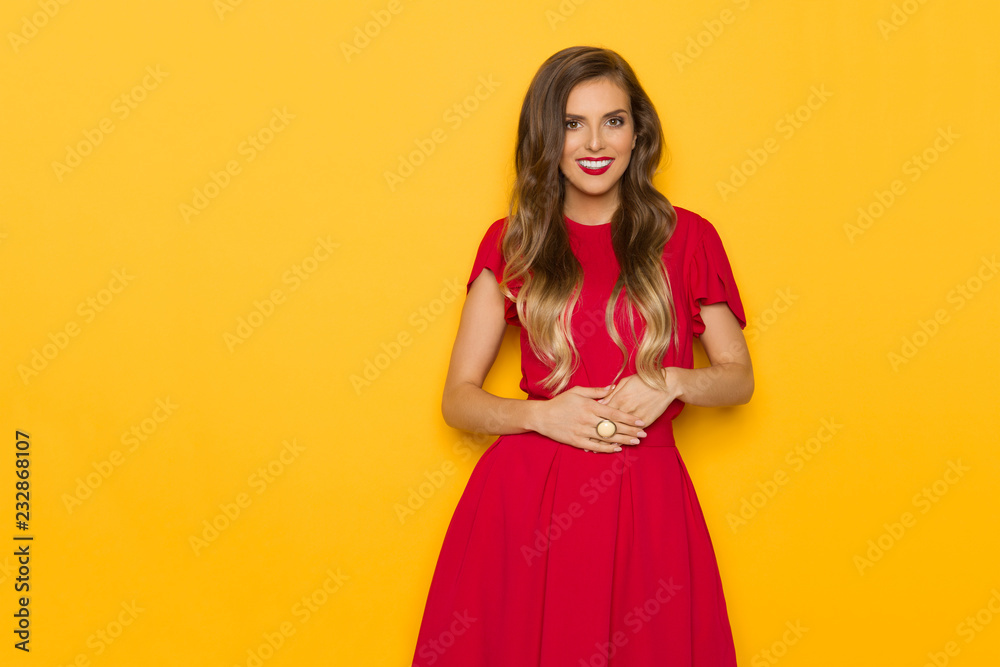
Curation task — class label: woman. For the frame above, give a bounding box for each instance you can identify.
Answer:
[412,45,753,666]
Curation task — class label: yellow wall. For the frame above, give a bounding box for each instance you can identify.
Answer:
[2,1,998,664]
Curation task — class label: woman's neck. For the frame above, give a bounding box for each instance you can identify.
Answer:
[563,189,619,226]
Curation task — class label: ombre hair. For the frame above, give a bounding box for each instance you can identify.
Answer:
[498,46,680,395]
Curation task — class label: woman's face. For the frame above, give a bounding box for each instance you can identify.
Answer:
[559,77,637,208]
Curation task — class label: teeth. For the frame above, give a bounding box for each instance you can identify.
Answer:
[578,158,612,169]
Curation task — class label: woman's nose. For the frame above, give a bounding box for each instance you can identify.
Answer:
[587,127,603,150]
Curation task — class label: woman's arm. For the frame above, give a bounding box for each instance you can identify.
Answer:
[665,302,754,407]
[441,269,538,436]
[444,269,647,452]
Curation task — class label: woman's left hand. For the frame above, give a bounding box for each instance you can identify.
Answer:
[598,371,679,432]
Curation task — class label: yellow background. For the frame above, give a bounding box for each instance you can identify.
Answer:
[2,0,998,665]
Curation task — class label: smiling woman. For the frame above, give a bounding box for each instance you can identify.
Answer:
[412,45,752,666]
[560,78,637,219]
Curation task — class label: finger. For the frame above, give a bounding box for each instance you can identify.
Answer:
[574,384,615,398]
[608,406,645,427]
[595,429,642,446]
[617,431,643,445]
[597,386,620,404]
[583,437,622,454]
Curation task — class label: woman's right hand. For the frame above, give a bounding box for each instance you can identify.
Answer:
[532,384,647,453]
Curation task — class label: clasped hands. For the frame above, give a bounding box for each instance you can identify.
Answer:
[534,370,680,454]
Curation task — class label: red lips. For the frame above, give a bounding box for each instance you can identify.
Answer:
[576,157,614,175]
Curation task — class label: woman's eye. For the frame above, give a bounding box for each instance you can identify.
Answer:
[608,117,623,126]
[565,120,579,129]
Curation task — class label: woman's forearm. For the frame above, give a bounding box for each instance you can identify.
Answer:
[442,382,540,436]
[665,362,754,408]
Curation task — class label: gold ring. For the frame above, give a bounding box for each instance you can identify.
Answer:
[595,419,617,439]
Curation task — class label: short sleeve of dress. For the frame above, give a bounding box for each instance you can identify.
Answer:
[466,218,521,327]
[465,219,506,294]
[687,217,747,338]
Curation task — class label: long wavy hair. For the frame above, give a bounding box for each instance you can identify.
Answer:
[497,46,680,395]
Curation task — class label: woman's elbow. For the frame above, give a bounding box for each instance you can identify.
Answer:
[441,389,455,428]
[441,383,467,429]
[738,365,754,405]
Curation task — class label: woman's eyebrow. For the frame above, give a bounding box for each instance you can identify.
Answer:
[564,108,629,120]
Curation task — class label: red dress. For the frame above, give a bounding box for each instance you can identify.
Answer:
[412,206,747,666]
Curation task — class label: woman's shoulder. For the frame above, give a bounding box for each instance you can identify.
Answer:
[479,216,508,243]
[469,217,509,271]
[668,204,716,250]
[666,205,739,277]
[671,204,713,235]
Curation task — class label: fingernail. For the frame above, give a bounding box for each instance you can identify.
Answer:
[630,438,639,444]
[635,420,644,426]
[637,431,646,437]
[613,446,622,452]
